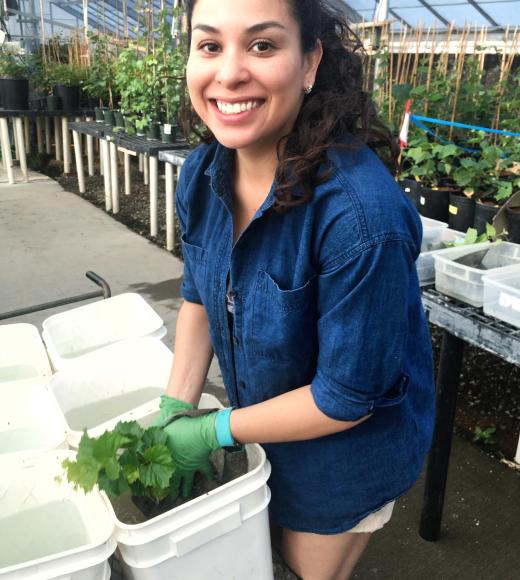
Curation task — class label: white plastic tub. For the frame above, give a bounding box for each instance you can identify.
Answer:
[434,242,520,307]
[41,293,167,371]
[0,382,68,458]
[111,393,274,580]
[483,267,520,328]
[48,338,173,448]
[420,216,449,252]
[0,324,51,383]
[416,228,464,286]
[0,451,116,579]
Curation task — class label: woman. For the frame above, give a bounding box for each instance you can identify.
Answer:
[156,0,435,577]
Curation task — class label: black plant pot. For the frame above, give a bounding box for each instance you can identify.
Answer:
[160,123,177,143]
[474,199,500,236]
[52,84,80,111]
[94,107,106,122]
[506,206,520,243]
[416,185,450,222]
[146,123,161,140]
[448,192,475,232]
[113,110,125,128]
[46,95,62,111]
[0,77,29,110]
[103,110,115,126]
[131,494,175,520]
[399,179,419,209]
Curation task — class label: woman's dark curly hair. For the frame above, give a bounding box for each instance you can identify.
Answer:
[181,0,398,214]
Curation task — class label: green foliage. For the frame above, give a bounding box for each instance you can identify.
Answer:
[82,34,117,107]
[444,225,502,248]
[46,62,87,88]
[0,48,27,78]
[473,425,496,445]
[62,421,176,502]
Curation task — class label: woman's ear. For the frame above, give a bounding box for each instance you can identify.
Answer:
[304,39,323,89]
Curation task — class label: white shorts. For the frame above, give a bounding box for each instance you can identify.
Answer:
[348,501,395,533]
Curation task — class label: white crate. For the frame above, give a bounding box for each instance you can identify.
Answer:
[0,451,116,579]
[483,267,520,328]
[42,293,166,371]
[48,338,173,448]
[0,382,68,458]
[420,216,449,252]
[0,324,52,383]
[434,242,520,307]
[416,228,464,286]
[111,393,274,580]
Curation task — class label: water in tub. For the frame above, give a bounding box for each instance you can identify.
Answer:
[0,365,39,382]
[0,501,90,568]
[0,427,45,454]
[65,386,164,430]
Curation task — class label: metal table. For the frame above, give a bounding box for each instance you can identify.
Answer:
[420,286,520,541]
[0,109,93,182]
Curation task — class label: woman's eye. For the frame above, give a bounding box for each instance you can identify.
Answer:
[199,42,220,53]
[251,40,274,53]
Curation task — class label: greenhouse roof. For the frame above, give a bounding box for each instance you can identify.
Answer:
[337,0,520,29]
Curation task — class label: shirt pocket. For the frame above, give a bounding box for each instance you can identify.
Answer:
[251,270,318,363]
[180,233,207,298]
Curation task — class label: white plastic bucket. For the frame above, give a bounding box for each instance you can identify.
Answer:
[111,393,274,580]
[0,382,68,458]
[48,338,173,448]
[41,293,166,371]
[0,451,116,579]
[0,324,51,383]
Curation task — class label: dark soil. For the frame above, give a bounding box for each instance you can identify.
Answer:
[42,160,520,468]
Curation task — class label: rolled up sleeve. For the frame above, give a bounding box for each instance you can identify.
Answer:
[311,237,415,421]
[175,165,203,305]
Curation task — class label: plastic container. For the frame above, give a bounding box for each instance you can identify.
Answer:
[434,242,520,307]
[48,338,173,448]
[483,267,520,328]
[112,393,274,580]
[0,323,52,384]
[0,382,68,458]
[0,451,116,579]
[420,216,449,252]
[41,293,166,371]
[416,228,464,286]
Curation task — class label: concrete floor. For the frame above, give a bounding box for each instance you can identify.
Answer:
[1,171,519,579]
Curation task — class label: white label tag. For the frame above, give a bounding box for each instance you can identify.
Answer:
[420,196,426,205]
[498,291,520,312]
[164,123,172,135]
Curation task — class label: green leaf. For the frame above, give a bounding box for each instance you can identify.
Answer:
[464,228,478,245]
[139,445,175,489]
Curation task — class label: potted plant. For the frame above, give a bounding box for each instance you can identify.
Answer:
[46,62,87,111]
[0,48,29,110]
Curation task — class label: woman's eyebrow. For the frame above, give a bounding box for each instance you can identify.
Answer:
[192,21,287,35]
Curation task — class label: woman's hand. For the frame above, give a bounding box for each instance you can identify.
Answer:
[152,394,195,426]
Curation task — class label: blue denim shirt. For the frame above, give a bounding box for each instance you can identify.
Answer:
[176,140,435,533]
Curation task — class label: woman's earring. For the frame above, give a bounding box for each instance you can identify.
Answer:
[304,85,313,95]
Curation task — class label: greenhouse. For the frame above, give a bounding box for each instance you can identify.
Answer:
[0,1,519,579]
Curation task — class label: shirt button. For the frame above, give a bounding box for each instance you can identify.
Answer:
[239,381,246,389]
[233,336,240,346]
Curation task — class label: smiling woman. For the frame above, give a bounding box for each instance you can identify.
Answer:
[156,1,436,578]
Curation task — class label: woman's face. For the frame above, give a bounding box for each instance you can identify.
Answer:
[186,0,322,154]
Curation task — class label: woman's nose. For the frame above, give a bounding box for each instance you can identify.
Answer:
[215,50,250,88]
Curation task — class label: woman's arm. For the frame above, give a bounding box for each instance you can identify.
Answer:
[230,386,371,444]
[165,300,214,405]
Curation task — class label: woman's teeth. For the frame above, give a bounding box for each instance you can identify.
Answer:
[216,100,260,114]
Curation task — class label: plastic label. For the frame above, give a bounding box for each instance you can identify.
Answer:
[404,187,411,193]
[420,196,426,205]
[449,205,458,215]
[498,291,520,312]
[164,123,172,135]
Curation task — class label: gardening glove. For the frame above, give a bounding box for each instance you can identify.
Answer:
[161,407,236,498]
[151,394,195,427]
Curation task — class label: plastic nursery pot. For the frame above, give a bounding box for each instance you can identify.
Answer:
[46,95,62,111]
[103,109,116,126]
[94,107,107,122]
[506,206,520,243]
[399,179,419,209]
[113,110,125,128]
[0,77,29,110]
[416,185,450,222]
[52,84,80,111]
[160,123,177,143]
[448,192,475,232]
[145,122,161,140]
[131,494,176,520]
[474,199,500,235]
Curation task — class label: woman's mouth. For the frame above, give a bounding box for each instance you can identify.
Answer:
[215,99,262,115]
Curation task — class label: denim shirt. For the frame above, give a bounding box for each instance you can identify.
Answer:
[176,140,435,533]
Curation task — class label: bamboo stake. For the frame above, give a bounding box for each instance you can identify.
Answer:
[449,24,469,140]
[424,26,437,116]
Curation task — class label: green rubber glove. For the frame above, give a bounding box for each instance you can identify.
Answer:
[151,394,195,427]
[163,412,221,498]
